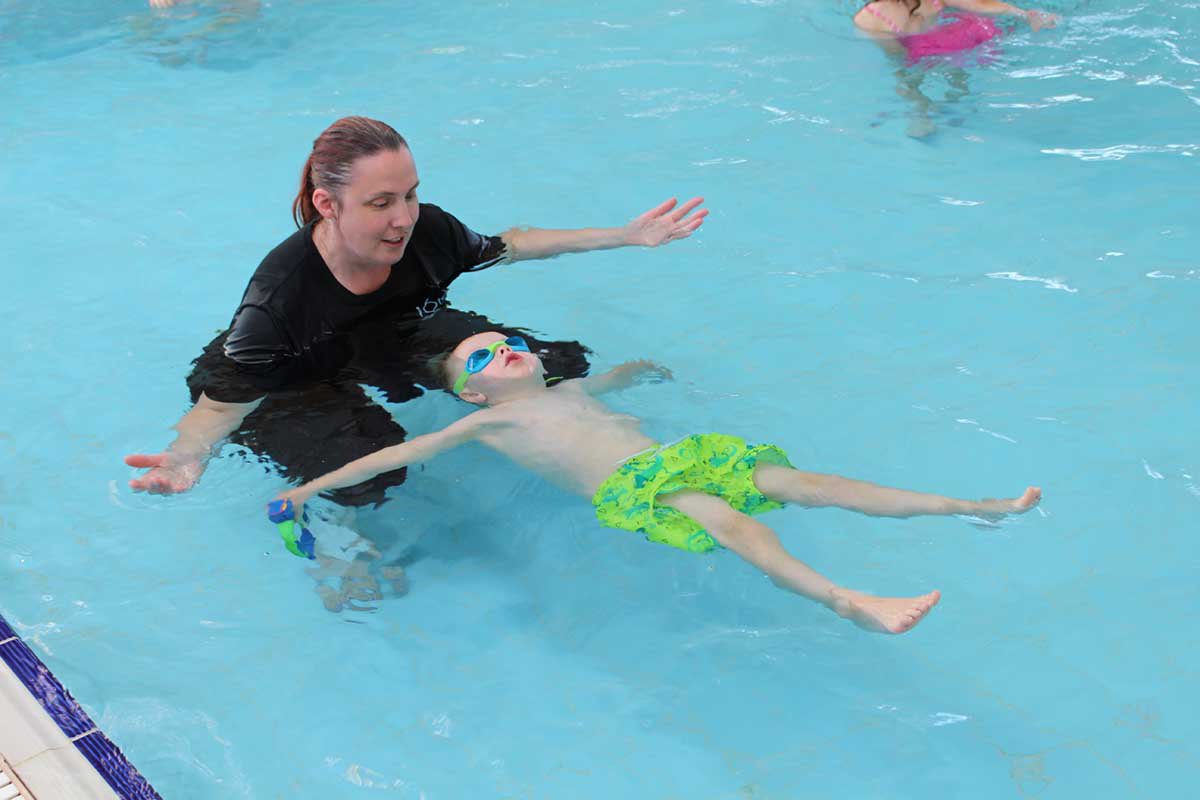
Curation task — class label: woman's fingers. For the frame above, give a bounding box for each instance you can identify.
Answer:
[637,197,679,222]
[126,452,200,493]
[125,453,169,468]
[669,196,705,222]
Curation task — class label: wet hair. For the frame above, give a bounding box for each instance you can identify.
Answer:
[431,351,461,393]
[291,116,408,228]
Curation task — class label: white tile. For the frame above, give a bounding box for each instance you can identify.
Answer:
[0,660,75,766]
[10,743,120,800]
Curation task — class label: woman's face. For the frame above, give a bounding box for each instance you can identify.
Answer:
[322,147,421,269]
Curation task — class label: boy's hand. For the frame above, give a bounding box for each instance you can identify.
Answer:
[582,360,673,395]
[267,491,317,559]
[270,490,307,521]
[619,359,673,384]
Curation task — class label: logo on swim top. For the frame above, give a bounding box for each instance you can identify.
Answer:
[416,289,448,320]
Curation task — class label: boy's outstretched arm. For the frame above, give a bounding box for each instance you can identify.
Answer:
[277,414,487,510]
[579,360,672,395]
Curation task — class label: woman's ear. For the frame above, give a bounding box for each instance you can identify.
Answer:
[312,187,338,221]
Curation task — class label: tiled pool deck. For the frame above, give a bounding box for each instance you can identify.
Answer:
[0,613,160,799]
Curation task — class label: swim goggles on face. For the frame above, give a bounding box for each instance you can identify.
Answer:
[453,336,530,394]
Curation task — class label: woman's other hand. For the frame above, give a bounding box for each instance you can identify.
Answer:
[623,197,708,247]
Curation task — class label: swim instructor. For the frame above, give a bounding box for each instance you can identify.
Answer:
[124,116,707,500]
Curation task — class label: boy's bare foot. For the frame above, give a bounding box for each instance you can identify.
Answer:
[970,486,1042,519]
[315,585,347,613]
[829,588,941,634]
[906,116,937,139]
[307,555,382,613]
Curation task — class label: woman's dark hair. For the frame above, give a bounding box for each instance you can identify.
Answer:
[870,0,922,14]
[291,116,408,228]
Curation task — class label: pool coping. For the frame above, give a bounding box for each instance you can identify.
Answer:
[0,612,161,800]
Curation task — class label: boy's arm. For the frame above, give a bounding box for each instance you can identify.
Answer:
[278,414,487,508]
[578,360,672,395]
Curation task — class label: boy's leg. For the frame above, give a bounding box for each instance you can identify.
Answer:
[659,490,940,635]
[751,464,1041,519]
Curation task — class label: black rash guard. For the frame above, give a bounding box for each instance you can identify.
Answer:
[201,203,506,403]
[182,204,591,506]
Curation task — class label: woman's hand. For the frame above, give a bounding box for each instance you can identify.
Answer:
[124,451,207,494]
[123,393,260,495]
[622,197,708,247]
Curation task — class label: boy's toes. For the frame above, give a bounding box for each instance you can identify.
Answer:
[1014,486,1042,512]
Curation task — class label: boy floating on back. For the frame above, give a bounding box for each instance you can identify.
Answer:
[273,332,1040,634]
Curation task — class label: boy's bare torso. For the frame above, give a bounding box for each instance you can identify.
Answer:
[470,382,659,497]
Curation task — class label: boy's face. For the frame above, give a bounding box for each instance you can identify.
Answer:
[450,331,544,402]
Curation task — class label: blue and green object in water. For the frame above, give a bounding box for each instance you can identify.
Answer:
[266,499,316,559]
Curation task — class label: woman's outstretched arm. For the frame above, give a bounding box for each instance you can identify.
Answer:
[501,197,707,261]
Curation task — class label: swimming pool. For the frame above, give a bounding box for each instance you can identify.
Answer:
[2,0,1197,796]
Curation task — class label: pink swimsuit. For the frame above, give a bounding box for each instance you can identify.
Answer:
[864,0,1000,65]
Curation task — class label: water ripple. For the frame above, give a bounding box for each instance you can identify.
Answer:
[1041,143,1199,160]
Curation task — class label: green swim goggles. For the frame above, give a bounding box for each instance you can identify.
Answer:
[453,336,530,394]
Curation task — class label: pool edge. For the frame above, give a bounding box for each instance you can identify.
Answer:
[0,613,161,800]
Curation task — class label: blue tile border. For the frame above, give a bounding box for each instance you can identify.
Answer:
[0,639,95,739]
[0,613,161,800]
[74,733,162,800]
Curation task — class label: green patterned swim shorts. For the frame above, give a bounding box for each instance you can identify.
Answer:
[591,433,793,553]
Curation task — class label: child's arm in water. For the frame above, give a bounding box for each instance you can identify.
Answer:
[944,0,1058,29]
[578,360,673,395]
[277,413,490,512]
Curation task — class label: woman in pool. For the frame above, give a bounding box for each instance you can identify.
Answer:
[853,0,1058,136]
[124,116,706,607]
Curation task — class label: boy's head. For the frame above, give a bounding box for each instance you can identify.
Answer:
[443,331,545,405]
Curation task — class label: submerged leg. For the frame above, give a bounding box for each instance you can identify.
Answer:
[752,464,1041,520]
[944,66,971,103]
[659,490,940,635]
[895,68,937,139]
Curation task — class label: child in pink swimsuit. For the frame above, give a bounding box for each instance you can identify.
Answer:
[855,0,1057,137]
[855,0,1057,66]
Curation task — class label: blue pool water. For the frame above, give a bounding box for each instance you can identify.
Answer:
[2,0,1197,796]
